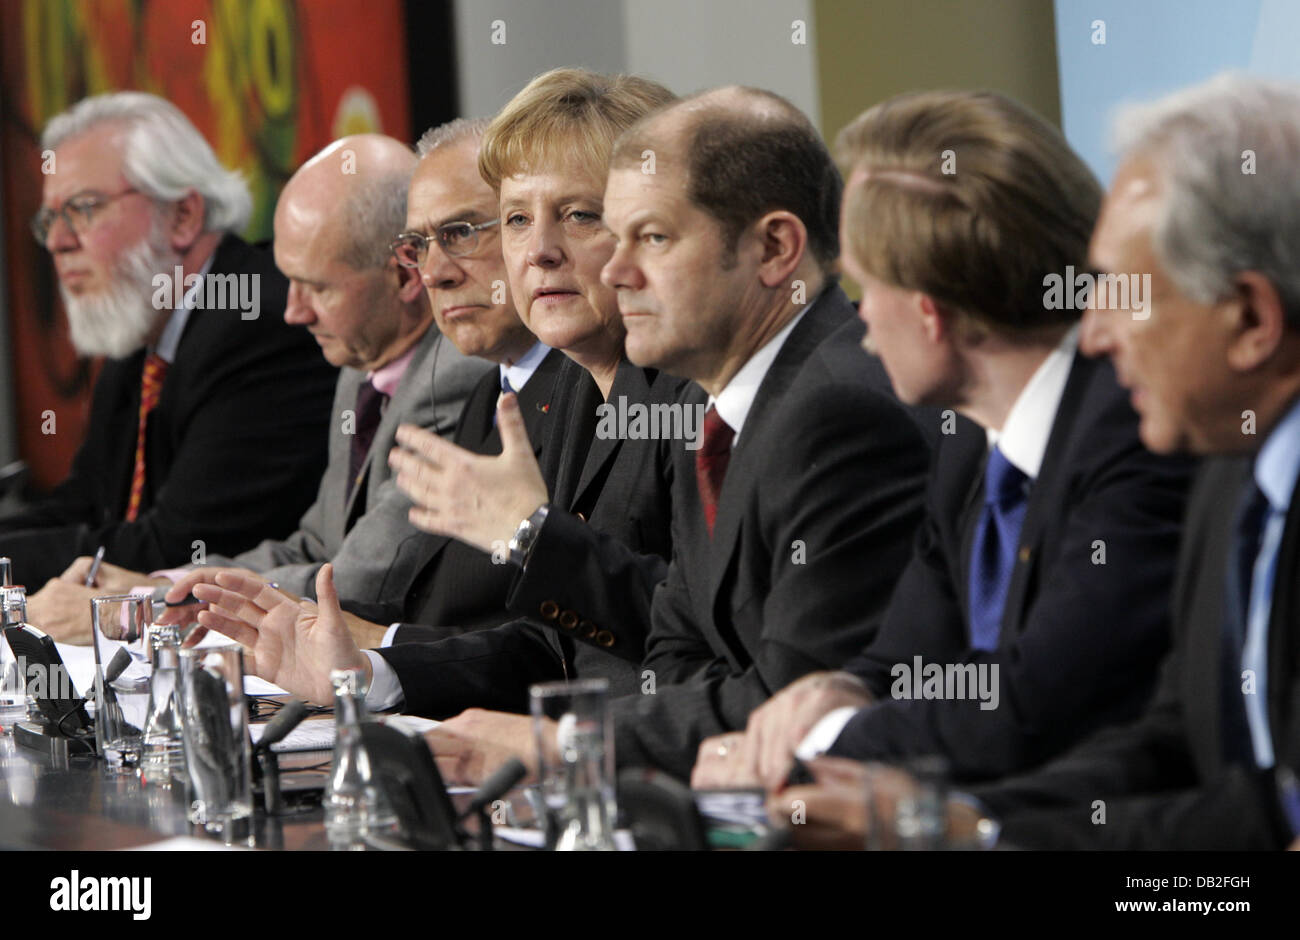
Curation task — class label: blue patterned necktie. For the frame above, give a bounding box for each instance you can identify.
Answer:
[968,446,1030,651]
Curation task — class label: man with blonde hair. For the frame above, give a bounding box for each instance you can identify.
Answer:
[697,89,1193,797]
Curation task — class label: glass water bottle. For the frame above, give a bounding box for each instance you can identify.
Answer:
[324,668,398,850]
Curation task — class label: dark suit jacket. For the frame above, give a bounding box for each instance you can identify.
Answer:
[829,353,1195,781]
[973,456,1300,849]
[378,356,685,714]
[0,235,337,587]
[610,287,931,779]
[348,348,567,628]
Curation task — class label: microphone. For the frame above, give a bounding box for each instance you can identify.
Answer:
[460,757,527,851]
[460,757,528,821]
[253,699,309,816]
[86,647,134,706]
[254,699,309,753]
[104,648,133,685]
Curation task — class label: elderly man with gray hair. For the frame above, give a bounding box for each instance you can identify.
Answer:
[1,91,338,638]
[56,131,493,646]
[777,73,1300,851]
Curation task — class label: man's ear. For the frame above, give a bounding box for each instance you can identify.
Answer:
[168,190,206,253]
[754,210,809,288]
[1226,270,1287,371]
[393,257,426,303]
[916,292,949,345]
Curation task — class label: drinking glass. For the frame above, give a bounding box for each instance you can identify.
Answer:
[179,644,253,845]
[529,678,617,851]
[90,595,150,768]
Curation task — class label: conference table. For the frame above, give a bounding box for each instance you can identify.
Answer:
[0,720,335,850]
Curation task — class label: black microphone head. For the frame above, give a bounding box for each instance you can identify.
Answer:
[256,699,309,751]
[465,757,528,816]
[104,647,134,685]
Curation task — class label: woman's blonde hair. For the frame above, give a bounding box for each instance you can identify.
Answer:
[478,68,676,190]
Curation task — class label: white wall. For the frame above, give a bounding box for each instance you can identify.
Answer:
[623,0,819,127]
[453,0,820,125]
[453,0,628,118]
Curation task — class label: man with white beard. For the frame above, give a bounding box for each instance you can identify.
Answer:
[0,91,336,636]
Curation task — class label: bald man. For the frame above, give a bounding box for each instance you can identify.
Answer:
[57,134,491,642]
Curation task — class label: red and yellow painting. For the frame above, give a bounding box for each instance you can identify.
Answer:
[1,0,412,489]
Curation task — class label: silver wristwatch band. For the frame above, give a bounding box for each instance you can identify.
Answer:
[508,503,551,567]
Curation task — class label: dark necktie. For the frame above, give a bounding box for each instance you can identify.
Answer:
[494,371,514,427]
[696,406,734,537]
[125,353,168,522]
[1220,484,1270,765]
[968,446,1029,651]
[347,379,387,501]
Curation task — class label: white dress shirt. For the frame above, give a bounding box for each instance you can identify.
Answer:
[798,326,1080,759]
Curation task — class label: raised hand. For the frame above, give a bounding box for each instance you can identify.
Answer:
[190,564,368,705]
[389,392,548,554]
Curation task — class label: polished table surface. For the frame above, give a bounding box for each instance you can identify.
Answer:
[0,728,335,850]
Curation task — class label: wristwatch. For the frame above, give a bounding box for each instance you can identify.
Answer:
[508,504,550,568]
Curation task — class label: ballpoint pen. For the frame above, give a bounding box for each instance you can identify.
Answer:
[84,546,106,588]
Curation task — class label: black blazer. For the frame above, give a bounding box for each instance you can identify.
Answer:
[0,235,338,587]
[348,348,567,627]
[829,353,1195,781]
[975,455,1300,849]
[378,356,685,716]
[609,287,931,779]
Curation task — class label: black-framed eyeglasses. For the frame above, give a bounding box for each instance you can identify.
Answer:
[390,218,501,267]
[31,188,142,244]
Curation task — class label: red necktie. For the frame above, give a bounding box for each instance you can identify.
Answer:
[125,353,168,522]
[695,406,734,537]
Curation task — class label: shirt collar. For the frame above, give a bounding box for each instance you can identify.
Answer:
[154,251,216,363]
[1255,394,1300,514]
[708,307,810,441]
[500,340,551,392]
[985,324,1079,480]
[368,340,419,399]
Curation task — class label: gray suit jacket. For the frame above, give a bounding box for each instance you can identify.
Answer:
[204,321,493,604]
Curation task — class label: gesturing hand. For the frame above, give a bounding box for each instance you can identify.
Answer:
[389,392,548,554]
[190,564,368,705]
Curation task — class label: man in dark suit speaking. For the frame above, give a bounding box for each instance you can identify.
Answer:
[0,91,336,635]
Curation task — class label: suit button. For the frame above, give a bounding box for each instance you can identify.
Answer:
[540,600,560,620]
[578,620,597,639]
[1018,547,1032,563]
[595,630,615,648]
[558,610,579,630]
[576,513,586,522]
